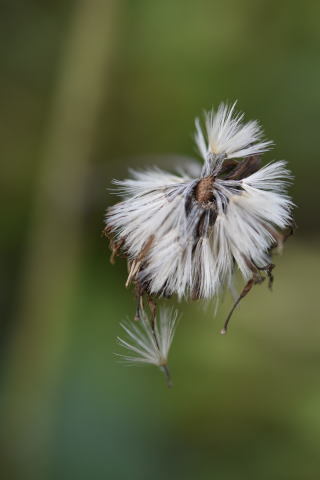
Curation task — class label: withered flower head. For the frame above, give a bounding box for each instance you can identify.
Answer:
[105,102,294,384]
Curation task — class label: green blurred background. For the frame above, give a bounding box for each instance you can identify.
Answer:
[1,1,320,479]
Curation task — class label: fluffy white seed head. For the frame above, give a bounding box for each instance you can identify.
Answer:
[106,103,293,304]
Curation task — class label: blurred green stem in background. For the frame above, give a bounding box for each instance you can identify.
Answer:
[3,0,120,477]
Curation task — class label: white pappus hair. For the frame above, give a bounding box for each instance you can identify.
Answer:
[195,102,273,164]
[106,101,294,384]
[117,308,178,386]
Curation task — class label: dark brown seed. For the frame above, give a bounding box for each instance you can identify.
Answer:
[195,175,215,204]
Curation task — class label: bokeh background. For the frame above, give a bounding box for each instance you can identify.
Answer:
[1,1,319,479]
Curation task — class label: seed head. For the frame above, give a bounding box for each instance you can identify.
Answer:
[106,101,295,384]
